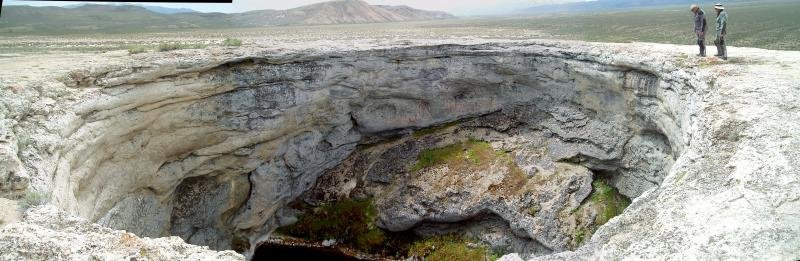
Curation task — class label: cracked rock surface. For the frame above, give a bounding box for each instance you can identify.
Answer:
[0,205,242,260]
[0,39,798,260]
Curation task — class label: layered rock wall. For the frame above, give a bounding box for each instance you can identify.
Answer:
[43,45,693,253]
[5,41,795,260]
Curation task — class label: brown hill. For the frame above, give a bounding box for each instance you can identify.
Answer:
[0,0,455,34]
[234,0,454,26]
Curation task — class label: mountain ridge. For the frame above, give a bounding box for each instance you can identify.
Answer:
[62,3,198,14]
[0,0,454,34]
[520,0,761,14]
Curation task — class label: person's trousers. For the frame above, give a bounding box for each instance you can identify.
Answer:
[714,35,727,59]
[697,35,706,56]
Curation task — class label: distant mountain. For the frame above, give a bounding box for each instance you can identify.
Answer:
[139,6,197,14]
[233,0,454,26]
[62,3,197,14]
[375,5,453,20]
[0,0,454,34]
[0,5,222,34]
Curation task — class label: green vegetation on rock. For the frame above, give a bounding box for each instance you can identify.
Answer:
[412,139,527,193]
[572,227,587,246]
[590,179,631,225]
[276,198,385,251]
[408,234,493,261]
[569,177,631,248]
[413,141,472,172]
[413,139,515,172]
[528,205,538,216]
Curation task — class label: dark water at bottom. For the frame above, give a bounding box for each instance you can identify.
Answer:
[253,243,366,261]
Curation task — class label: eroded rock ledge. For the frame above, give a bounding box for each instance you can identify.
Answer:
[1,41,799,260]
[0,205,242,260]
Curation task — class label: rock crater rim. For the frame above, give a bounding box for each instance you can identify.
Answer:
[15,43,703,258]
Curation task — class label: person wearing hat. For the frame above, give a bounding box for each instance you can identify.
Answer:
[691,4,707,57]
[713,3,728,60]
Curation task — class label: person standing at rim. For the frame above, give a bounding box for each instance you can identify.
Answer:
[691,4,707,57]
[713,3,729,60]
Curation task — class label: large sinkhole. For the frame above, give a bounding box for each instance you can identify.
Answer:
[51,45,691,259]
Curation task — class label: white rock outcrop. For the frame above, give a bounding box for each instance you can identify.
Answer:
[0,40,797,260]
[0,205,242,260]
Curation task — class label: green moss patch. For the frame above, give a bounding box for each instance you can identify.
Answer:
[412,140,474,172]
[412,140,513,172]
[408,234,493,261]
[276,198,385,251]
[590,179,631,225]
[569,177,631,248]
[572,227,587,246]
[412,139,527,193]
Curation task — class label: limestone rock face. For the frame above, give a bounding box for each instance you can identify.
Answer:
[301,108,643,256]
[48,45,686,254]
[0,40,798,260]
[0,119,30,199]
[0,205,243,260]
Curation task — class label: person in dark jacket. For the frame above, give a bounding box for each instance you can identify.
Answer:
[714,3,728,60]
[691,4,707,56]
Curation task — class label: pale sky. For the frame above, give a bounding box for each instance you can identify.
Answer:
[6,0,584,15]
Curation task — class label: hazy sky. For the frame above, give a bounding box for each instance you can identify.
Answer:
[6,0,583,15]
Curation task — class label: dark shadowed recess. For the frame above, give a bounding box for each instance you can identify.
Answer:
[253,243,367,261]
